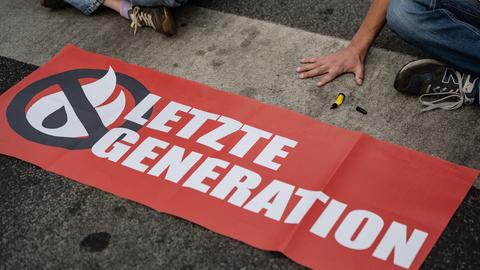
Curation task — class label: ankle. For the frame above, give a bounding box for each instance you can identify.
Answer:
[120,0,132,19]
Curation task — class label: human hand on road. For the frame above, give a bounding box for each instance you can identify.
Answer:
[296,46,366,87]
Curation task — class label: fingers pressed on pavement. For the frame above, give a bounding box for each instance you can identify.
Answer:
[317,72,337,86]
[298,68,321,79]
[299,66,329,79]
[300,57,318,63]
[296,63,318,72]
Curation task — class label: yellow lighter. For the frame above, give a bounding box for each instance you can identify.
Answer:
[330,93,345,109]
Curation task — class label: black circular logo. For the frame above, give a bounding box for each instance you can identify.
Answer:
[7,68,152,149]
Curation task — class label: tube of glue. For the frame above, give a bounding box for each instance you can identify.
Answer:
[331,93,345,109]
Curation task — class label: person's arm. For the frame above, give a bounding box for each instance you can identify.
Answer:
[296,0,390,87]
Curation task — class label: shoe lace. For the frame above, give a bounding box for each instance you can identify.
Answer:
[419,71,476,112]
[130,7,156,35]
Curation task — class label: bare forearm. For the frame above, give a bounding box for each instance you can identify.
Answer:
[349,0,390,59]
[296,0,390,87]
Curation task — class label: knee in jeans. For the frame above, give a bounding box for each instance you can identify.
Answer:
[386,0,421,41]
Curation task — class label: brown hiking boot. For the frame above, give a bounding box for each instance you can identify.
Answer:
[130,6,176,36]
[40,0,66,9]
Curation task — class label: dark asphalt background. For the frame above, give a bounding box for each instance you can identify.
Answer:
[191,0,425,57]
[0,0,478,269]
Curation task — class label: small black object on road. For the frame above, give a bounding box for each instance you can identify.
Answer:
[356,106,367,114]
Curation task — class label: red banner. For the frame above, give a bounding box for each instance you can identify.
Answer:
[0,45,477,269]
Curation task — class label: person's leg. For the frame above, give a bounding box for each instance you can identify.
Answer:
[64,0,104,15]
[434,0,480,30]
[44,0,182,34]
[387,0,480,111]
[46,0,125,15]
[130,0,187,8]
[129,4,176,35]
[65,0,130,17]
[127,0,188,35]
[100,0,188,15]
[102,0,121,13]
[102,0,132,18]
[386,0,480,76]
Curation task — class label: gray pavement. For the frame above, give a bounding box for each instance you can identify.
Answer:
[191,0,426,56]
[0,1,479,269]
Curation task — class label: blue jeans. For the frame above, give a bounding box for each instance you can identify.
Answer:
[66,0,188,15]
[387,0,480,76]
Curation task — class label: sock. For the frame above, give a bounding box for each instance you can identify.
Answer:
[475,76,480,105]
[120,0,132,19]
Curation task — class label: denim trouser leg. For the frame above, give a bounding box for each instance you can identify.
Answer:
[130,0,188,8]
[65,0,104,15]
[386,0,480,76]
[66,0,187,15]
